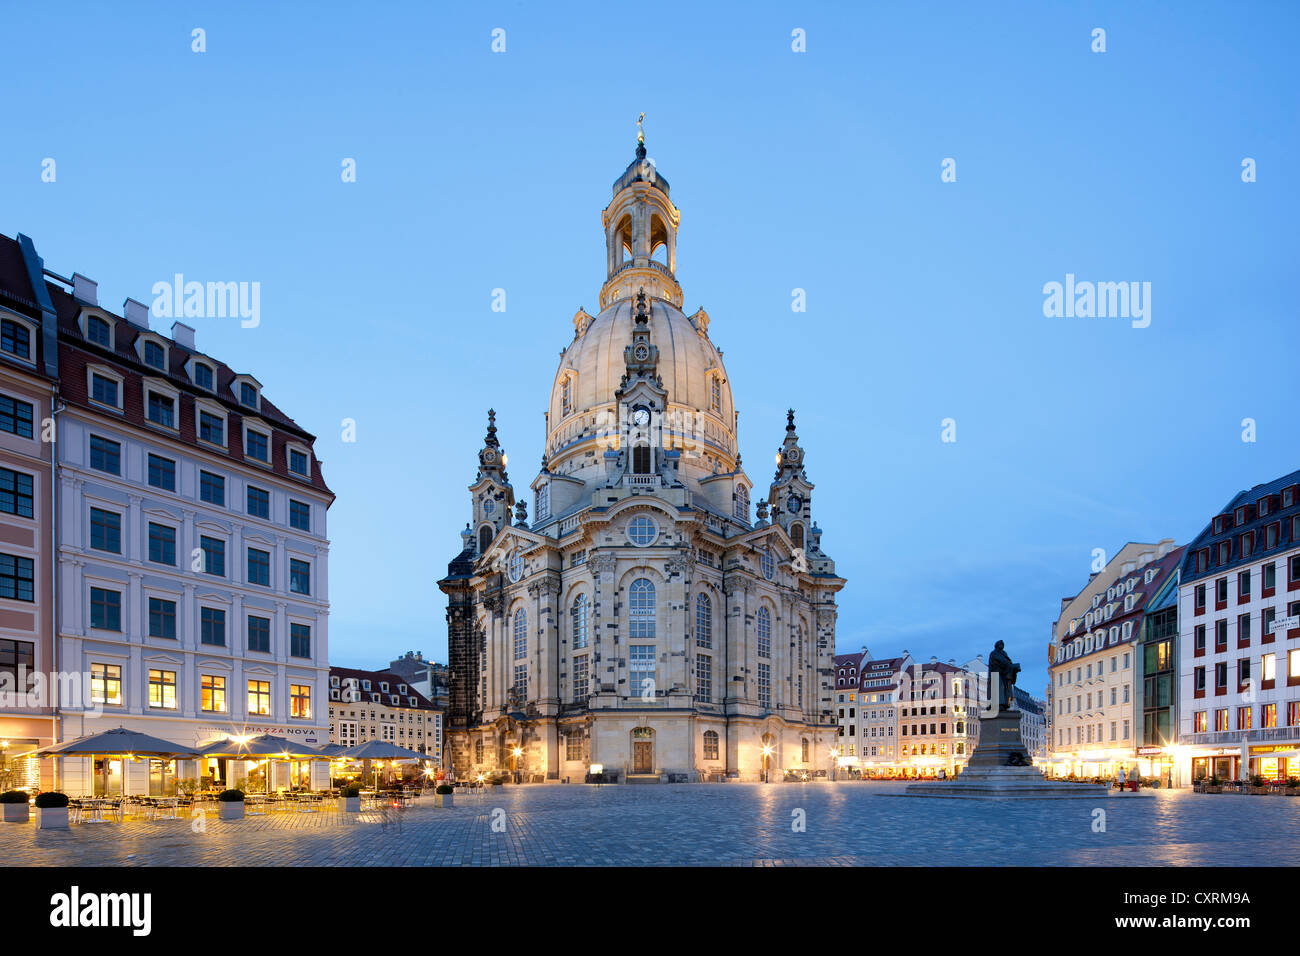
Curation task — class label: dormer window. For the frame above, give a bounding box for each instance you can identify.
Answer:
[371,692,379,702]
[240,382,259,409]
[90,371,120,410]
[399,684,407,694]
[146,389,176,429]
[244,423,271,464]
[408,697,417,707]
[143,340,166,370]
[1213,516,1227,535]
[361,680,371,691]
[0,318,32,360]
[1284,487,1297,509]
[288,446,310,478]
[1235,506,1248,525]
[330,675,339,687]
[197,405,226,447]
[193,362,215,391]
[390,695,399,706]
[86,315,112,348]
[380,681,389,692]
[1260,497,1272,517]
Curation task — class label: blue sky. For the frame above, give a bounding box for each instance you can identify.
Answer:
[3,1,1297,693]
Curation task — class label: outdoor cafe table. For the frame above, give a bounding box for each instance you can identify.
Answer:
[79,798,112,823]
[152,796,180,820]
[293,792,324,813]
[245,793,267,815]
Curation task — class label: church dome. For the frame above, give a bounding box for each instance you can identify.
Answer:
[546,296,737,468]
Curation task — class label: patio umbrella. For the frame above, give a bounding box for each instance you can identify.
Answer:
[338,740,429,789]
[195,735,328,792]
[19,727,201,797]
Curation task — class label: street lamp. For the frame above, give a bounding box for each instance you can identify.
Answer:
[511,746,522,784]
[761,744,774,783]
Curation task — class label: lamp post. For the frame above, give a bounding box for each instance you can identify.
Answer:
[761,744,774,783]
[829,747,838,782]
[511,746,522,784]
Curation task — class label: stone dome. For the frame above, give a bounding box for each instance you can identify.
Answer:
[545,295,737,468]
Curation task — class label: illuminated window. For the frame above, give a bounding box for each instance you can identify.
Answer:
[148,669,177,709]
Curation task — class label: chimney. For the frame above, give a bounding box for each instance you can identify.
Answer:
[171,321,195,350]
[1156,537,1175,558]
[72,273,98,306]
[123,298,150,329]
[1122,561,1135,574]
[1138,550,1154,566]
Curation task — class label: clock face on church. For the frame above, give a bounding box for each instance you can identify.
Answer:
[786,494,803,513]
[632,407,651,426]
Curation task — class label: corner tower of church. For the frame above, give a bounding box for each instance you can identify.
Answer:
[440,128,846,783]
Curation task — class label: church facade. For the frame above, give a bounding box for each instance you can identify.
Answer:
[440,136,846,782]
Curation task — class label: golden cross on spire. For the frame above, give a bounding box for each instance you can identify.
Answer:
[637,112,645,145]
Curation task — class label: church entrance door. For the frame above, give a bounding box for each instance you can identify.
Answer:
[633,740,653,774]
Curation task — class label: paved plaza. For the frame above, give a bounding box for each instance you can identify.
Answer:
[4,783,1298,866]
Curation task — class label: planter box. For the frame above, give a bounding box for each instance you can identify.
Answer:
[36,807,69,830]
[340,796,361,813]
[434,793,454,808]
[218,802,245,821]
[2,803,30,823]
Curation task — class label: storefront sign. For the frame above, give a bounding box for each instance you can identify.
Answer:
[1136,747,1163,756]
[1268,615,1299,633]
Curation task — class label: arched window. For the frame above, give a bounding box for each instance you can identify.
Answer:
[757,606,771,658]
[710,375,721,412]
[801,738,810,763]
[572,594,589,649]
[629,578,655,640]
[734,485,749,521]
[703,730,719,760]
[478,525,493,556]
[695,593,712,649]
[791,522,805,552]
[561,375,573,417]
[632,443,651,474]
[513,609,527,660]
[475,738,483,764]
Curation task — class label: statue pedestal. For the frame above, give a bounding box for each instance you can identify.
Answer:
[906,709,1110,800]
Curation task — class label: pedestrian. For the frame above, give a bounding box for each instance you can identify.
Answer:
[1117,766,1127,790]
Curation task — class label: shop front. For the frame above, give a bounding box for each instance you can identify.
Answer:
[1249,745,1300,781]
[1188,747,1241,783]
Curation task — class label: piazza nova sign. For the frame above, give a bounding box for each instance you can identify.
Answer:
[1052,567,1159,665]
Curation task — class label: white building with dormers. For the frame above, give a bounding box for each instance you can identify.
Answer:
[439,135,846,783]
[39,267,333,795]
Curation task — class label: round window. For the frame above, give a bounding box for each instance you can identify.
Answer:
[760,548,776,580]
[508,552,524,583]
[627,516,658,547]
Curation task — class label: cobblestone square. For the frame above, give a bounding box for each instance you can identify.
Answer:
[3,783,1298,867]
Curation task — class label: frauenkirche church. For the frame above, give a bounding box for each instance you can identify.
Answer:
[440,128,846,782]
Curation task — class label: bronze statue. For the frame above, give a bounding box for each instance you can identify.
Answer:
[987,640,1020,714]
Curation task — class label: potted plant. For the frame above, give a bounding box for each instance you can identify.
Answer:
[217,788,245,820]
[1285,777,1299,796]
[339,784,362,813]
[434,784,454,808]
[1249,774,1267,794]
[1,790,30,823]
[1206,775,1222,793]
[34,791,69,829]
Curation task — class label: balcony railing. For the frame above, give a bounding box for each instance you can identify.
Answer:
[1187,728,1299,747]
